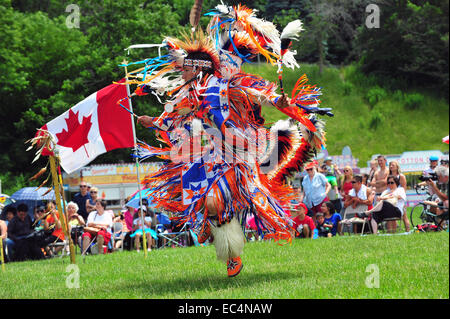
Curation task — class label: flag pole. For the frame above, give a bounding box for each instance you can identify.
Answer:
[122,60,148,258]
[0,237,5,272]
[49,154,76,264]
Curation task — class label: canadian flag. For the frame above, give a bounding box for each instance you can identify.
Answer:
[39,79,134,174]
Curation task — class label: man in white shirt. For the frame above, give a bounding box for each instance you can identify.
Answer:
[342,175,375,233]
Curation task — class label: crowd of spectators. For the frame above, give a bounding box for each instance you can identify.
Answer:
[1,155,448,262]
[0,181,185,263]
[286,154,449,240]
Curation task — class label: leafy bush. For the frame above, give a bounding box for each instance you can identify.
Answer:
[369,109,384,129]
[342,82,353,96]
[366,86,387,107]
[404,93,425,110]
[393,90,404,102]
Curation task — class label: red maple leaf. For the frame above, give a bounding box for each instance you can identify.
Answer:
[56,109,93,155]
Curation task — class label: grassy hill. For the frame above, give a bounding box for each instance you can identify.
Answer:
[243,63,449,164]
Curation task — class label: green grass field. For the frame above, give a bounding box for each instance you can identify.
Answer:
[1,231,448,299]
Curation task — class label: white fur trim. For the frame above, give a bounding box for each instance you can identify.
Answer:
[210,218,245,263]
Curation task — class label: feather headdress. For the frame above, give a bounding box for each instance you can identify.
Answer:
[206,4,280,65]
[166,29,221,73]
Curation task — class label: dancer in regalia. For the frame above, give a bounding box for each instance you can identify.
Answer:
[126,4,332,277]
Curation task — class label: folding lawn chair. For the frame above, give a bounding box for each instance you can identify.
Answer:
[158,222,190,249]
[47,239,69,258]
[112,222,125,252]
[340,204,369,235]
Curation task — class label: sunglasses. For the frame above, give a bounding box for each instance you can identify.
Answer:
[388,181,395,185]
[80,185,87,188]
[90,191,97,194]
[351,181,357,184]
[306,168,313,171]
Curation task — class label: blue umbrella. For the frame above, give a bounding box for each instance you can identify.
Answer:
[10,187,56,218]
[11,187,55,201]
[125,188,158,209]
[11,187,67,218]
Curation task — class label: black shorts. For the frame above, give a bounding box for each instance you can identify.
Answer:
[372,201,402,224]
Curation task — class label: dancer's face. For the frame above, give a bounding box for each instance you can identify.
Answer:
[182,65,200,82]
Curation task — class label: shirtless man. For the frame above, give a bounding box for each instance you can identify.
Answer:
[371,155,390,203]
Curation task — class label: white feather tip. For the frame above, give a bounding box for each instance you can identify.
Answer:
[280,20,304,40]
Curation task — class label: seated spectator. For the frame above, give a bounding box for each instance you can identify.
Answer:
[358,175,406,234]
[41,202,65,257]
[426,165,449,209]
[82,199,113,255]
[2,206,16,261]
[7,203,44,261]
[113,210,130,251]
[121,204,135,250]
[342,175,375,233]
[321,201,342,236]
[0,218,7,262]
[33,206,46,231]
[3,206,16,226]
[67,201,85,248]
[155,211,172,247]
[315,213,332,238]
[67,201,85,228]
[129,206,156,252]
[291,202,315,239]
[389,160,410,232]
[86,187,99,214]
[343,175,374,211]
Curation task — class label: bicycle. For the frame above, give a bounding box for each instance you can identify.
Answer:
[409,185,448,231]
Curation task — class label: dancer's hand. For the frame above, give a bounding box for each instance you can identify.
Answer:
[137,115,154,128]
[276,94,292,109]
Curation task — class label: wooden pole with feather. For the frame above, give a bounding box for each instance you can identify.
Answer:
[49,153,76,264]
[278,20,304,95]
[26,130,76,264]
[189,0,204,33]
[0,237,5,272]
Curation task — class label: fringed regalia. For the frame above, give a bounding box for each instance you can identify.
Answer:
[124,4,332,274]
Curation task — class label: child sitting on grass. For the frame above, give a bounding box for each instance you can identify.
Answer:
[315,213,333,238]
[291,203,315,239]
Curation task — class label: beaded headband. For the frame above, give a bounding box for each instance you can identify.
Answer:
[183,58,213,68]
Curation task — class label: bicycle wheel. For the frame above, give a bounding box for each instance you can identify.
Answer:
[410,203,428,228]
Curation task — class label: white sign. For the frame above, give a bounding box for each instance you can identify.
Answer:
[368,150,448,173]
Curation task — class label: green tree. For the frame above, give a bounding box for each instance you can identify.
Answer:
[356,0,449,96]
